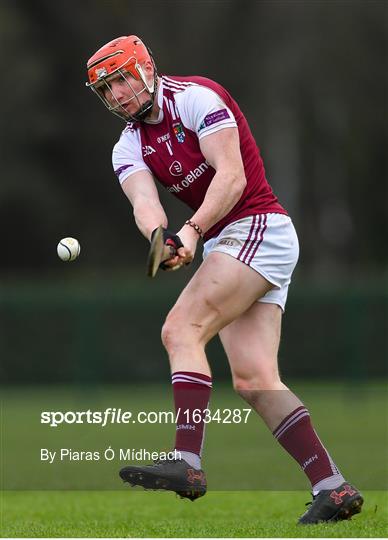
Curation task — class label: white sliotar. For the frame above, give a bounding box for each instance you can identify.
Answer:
[57,237,81,262]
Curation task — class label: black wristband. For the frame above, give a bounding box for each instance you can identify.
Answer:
[151,227,184,249]
[150,228,182,271]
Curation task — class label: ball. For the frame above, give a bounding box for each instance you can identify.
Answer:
[57,237,81,262]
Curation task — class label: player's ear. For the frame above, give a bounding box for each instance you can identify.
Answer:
[142,60,154,75]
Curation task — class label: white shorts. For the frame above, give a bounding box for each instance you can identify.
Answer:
[202,213,299,311]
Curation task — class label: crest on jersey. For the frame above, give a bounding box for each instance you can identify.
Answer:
[173,122,185,143]
[169,160,183,176]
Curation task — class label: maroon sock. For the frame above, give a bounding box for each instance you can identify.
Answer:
[172,371,212,456]
[273,406,341,487]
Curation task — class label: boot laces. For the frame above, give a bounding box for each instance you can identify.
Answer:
[153,457,180,465]
[305,493,317,507]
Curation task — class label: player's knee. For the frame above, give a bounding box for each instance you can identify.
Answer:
[161,310,200,353]
[233,370,283,393]
[161,320,176,353]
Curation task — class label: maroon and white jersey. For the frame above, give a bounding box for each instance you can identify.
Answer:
[112,75,287,240]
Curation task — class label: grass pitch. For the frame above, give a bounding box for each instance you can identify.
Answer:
[1,490,387,537]
[1,382,387,537]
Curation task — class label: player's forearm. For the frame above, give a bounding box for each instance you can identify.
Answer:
[190,170,246,234]
[133,199,168,241]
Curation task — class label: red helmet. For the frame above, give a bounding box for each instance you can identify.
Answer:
[86,35,158,122]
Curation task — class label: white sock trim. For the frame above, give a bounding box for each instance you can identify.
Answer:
[178,450,201,469]
[312,473,345,495]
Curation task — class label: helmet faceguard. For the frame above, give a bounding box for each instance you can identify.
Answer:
[86,36,158,122]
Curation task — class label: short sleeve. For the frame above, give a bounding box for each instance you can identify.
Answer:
[112,126,151,184]
[175,85,237,140]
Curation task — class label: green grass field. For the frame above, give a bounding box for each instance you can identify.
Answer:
[1,382,387,537]
[2,490,387,537]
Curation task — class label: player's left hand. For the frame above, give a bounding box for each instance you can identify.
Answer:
[164,224,199,271]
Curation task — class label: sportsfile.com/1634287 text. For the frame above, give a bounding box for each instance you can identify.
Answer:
[40,408,252,427]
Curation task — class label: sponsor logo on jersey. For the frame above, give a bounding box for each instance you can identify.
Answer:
[157,133,170,143]
[142,145,156,157]
[169,160,183,176]
[198,108,230,132]
[173,122,185,143]
[167,160,209,193]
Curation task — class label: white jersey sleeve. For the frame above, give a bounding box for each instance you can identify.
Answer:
[112,126,151,185]
[175,85,237,140]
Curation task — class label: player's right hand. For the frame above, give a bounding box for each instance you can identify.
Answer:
[151,227,184,270]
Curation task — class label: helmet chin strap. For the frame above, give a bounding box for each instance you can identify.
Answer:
[130,64,159,122]
[131,99,154,121]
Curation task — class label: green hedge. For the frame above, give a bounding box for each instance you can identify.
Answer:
[1,279,386,383]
